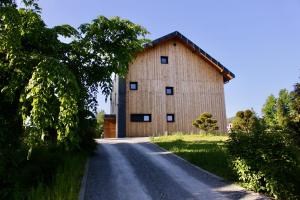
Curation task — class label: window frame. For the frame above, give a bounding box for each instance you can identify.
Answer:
[166,114,175,122]
[165,87,174,95]
[160,56,168,64]
[129,82,138,90]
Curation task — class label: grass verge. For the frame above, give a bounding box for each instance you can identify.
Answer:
[27,152,87,200]
[151,133,235,180]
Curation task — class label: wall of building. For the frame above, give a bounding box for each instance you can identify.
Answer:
[125,39,227,136]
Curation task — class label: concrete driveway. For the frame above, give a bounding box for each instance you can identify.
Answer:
[80,138,268,200]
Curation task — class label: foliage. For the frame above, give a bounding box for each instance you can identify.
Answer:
[77,110,97,154]
[229,82,300,199]
[227,110,300,199]
[192,112,219,133]
[262,87,300,147]
[289,83,300,146]
[0,1,148,198]
[231,109,260,134]
[21,58,80,153]
[0,2,147,152]
[96,110,105,138]
[276,89,292,127]
[262,95,277,127]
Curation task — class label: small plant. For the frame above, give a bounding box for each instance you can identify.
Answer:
[192,112,219,133]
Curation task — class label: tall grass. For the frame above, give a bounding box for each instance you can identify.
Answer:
[151,133,235,180]
[28,153,87,200]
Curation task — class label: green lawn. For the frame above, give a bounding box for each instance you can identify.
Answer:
[27,152,87,200]
[151,134,235,180]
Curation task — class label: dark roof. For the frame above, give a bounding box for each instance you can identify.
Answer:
[143,31,235,83]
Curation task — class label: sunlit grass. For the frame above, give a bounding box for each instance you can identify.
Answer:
[151,133,235,180]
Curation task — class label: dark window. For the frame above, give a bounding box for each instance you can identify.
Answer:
[161,56,168,64]
[165,87,174,95]
[129,82,138,90]
[166,114,175,122]
[131,114,152,122]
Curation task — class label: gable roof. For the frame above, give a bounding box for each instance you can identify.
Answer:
[143,31,235,83]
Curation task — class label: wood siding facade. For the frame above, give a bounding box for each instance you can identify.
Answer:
[125,38,227,137]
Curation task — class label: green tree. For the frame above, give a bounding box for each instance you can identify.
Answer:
[96,110,105,138]
[192,112,219,133]
[0,1,148,198]
[231,109,260,134]
[0,2,148,153]
[262,87,300,146]
[290,83,300,121]
[262,89,292,129]
[262,94,277,127]
[276,89,291,127]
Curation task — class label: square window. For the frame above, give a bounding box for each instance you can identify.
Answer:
[165,87,174,95]
[143,115,150,122]
[167,114,175,122]
[130,82,138,90]
[161,56,168,64]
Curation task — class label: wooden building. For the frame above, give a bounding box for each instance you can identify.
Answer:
[105,31,235,138]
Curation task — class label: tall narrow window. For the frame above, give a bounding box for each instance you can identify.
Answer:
[165,87,174,95]
[131,114,152,122]
[166,114,175,122]
[129,82,138,90]
[161,56,168,64]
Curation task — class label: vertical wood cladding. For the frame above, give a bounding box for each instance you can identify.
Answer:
[125,39,227,136]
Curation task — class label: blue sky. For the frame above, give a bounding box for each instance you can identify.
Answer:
[34,0,300,117]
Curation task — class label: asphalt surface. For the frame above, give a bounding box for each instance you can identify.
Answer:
[82,138,268,200]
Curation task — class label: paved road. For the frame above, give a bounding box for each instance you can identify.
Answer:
[82,138,268,200]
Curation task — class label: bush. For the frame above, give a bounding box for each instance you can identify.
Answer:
[227,124,300,199]
[231,109,260,134]
[77,110,97,153]
[192,112,219,133]
[95,110,105,138]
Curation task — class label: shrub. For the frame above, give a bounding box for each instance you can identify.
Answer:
[231,109,260,134]
[77,110,97,154]
[95,110,105,138]
[192,112,219,133]
[227,119,300,199]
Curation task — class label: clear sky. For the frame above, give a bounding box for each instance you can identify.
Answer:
[31,0,300,117]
